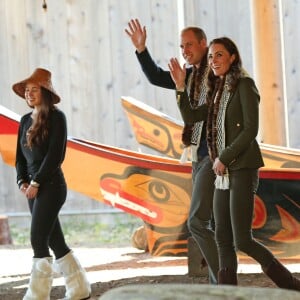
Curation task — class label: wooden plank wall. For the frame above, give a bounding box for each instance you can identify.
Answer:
[183,0,253,75]
[281,0,300,148]
[0,0,299,215]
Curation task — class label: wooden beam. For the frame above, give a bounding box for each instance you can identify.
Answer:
[250,0,287,146]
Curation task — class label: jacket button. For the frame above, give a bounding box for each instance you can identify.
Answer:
[237,123,240,127]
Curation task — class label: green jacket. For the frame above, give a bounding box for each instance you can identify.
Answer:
[176,77,264,170]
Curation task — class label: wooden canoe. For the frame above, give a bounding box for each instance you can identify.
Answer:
[1,102,300,258]
[121,96,300,258]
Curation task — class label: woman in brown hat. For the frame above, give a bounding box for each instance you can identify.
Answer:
[13,68,91,300]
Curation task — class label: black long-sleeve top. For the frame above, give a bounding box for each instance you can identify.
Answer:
[136,48,193,89]
[15,108,67,186]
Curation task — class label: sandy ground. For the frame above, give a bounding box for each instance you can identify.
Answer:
[1,245,299,299]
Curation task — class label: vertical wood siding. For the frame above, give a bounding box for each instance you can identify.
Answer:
[0,0,299,214]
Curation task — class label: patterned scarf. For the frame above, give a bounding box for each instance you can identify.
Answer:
[207,75,232,189]
[181,64,208,147]
[189,66,206,108]
[207,76,231,161]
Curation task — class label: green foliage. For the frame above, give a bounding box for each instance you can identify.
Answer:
[10,224,29,246]
[9,213,143,247]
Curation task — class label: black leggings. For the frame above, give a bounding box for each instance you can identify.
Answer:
[28,172,70,259]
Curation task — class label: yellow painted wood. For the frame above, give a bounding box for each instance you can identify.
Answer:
[1,0,299,215]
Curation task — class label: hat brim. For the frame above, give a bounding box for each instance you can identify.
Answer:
[12,73,61,104]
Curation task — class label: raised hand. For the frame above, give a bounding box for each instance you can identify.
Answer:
[125,18,147,53]
[168,57,186,90]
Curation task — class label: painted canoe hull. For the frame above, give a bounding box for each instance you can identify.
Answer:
[1,103,300,258]
[121,96,300,258]
[1,105,191,256]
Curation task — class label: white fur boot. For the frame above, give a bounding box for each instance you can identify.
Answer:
[55,251,91,300]
[23,257,53,300]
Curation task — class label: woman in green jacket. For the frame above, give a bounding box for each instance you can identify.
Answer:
[169,37,300,291]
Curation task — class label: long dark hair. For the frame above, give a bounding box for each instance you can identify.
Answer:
[26,87,56,148]
[206,37,243,161]
[206,37,242,100]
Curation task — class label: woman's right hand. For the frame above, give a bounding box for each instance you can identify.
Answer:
[25,184,39,200]
[213,157,226,176]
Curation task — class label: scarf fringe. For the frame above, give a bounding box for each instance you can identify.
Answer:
[179,147,190,164]
[215,173,230,190]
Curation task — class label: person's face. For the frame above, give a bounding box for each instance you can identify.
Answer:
[208,43,236,78]
[25,82,42,108]
[180,30,207,67]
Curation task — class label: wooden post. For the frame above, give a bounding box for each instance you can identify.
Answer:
[0,215,13,245]
[250,0,287,146]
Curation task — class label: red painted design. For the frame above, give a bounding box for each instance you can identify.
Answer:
[100,177,163,224]
[270,205,300,243]
[252,195,267,229]
[0,115,19,134]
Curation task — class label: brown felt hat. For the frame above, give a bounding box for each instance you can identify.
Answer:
[12,68,60,104]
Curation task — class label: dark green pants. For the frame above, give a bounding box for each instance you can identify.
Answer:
[213,168,274,271]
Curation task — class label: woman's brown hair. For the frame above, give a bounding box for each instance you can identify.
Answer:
[26,87,56,148]
[206,37,242,100]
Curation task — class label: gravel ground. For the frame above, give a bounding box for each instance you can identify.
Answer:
[1,245,300,299]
